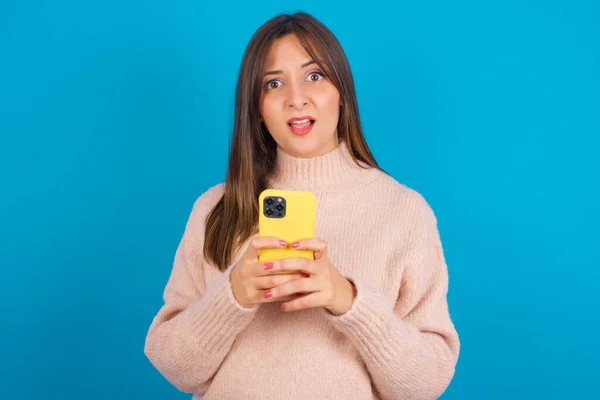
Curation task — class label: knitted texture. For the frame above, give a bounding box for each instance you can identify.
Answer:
[144,141,460,399]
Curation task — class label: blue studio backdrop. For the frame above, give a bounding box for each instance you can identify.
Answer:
[1,1,598,399]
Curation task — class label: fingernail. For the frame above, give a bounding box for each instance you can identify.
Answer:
[264,290,272,299]
[280,304,286,311]
[264,262,273,270]
[280,240,287,247]
[291,242,299,248]
[301,273,309,278]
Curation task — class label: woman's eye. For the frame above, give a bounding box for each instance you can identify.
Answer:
[307,72,324,81]
[264,80,282,89]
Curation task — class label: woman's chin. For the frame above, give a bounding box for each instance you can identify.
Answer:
[284,137,337,158]
[282,143,317,158]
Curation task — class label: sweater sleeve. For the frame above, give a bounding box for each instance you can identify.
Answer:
[144,186,258,394]
[322,194,460,400]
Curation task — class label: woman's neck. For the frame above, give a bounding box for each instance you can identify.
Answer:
[268,140,379,192]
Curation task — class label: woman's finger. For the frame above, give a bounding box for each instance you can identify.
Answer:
[254,272,307,289]
[266,275,321,300]
[291,238,327,260]
[243,236,287,260]
[260,257,318,275]
[280,291,328,312]
[261,293,301,304]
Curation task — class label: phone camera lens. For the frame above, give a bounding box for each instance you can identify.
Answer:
[275,204,283,211]
[266,198,274,206]
[266,209,273,216]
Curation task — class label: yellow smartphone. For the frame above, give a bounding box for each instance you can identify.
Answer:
[258,189,317,263]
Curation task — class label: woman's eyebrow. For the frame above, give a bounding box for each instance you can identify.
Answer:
[264,60,317,76]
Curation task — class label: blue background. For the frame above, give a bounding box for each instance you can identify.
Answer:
[1,0,598,398]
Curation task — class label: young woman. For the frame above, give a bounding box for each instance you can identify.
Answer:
[144,12,460,400]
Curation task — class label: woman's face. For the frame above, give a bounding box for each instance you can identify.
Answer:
[259,34,341,158]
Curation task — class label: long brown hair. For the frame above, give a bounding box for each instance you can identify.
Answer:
[204,12,381,271]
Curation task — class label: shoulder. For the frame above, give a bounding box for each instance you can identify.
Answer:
[371,172,437,226]
[192,182,226,212]
[185,182,226,229]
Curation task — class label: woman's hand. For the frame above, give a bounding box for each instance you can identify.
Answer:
[262,238,357,315]
[230,236,308,308]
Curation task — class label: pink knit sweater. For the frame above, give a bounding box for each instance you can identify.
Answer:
[144,141,460,399]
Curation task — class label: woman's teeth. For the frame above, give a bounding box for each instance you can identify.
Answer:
[291,119,310,124]
[290,119,312,126]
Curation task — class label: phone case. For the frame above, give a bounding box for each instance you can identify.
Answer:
[258,189,317,262]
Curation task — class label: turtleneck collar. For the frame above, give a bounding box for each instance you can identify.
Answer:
[268,140,381,193]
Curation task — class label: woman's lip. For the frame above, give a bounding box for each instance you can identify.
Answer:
[288,120,315,136]
[287,116,315,124]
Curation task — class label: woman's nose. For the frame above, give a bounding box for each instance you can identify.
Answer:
[286,82,308,109]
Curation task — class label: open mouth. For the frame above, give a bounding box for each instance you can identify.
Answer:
[288,118,315,128]
[287,116,316,136]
